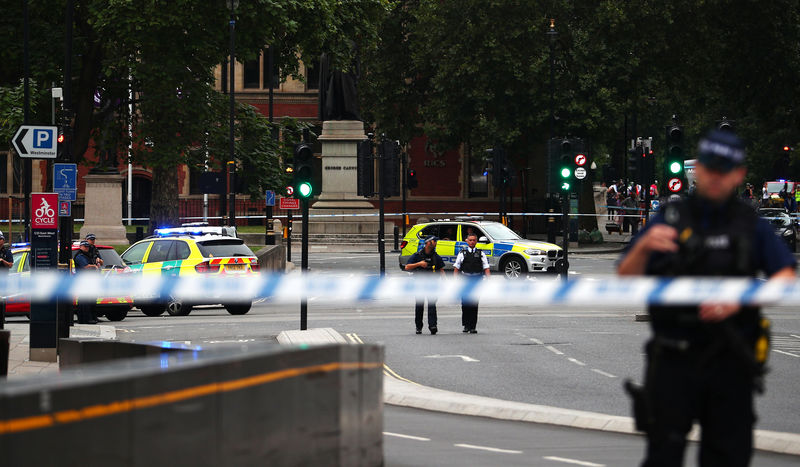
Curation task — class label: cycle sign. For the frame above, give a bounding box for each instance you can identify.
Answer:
[32,193,58,229]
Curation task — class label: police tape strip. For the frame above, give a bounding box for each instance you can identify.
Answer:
[1,272,798,307]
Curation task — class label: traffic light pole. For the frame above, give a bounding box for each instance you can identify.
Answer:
[378,137,386,276]
[401,149,407,238]
[561,191,569,282]
[300,197,308,330]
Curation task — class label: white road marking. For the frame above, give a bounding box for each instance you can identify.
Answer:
[543,456,605,466]
[568,358,586,366]
[791,334,800,339]
[383,432,430,441]
[530,338,543,345]
[773,349,800,358]
[454,443,522,454]
[424,354,480,362]
[591,369,616,378]
[546,345,564,355]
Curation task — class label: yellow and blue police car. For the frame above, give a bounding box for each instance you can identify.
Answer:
[399,218,566,278]
[120,228,259,316]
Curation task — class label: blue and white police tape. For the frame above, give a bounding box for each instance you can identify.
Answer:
[1,272,799,307]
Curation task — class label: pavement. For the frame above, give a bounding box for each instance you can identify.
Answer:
[2,322,116,379]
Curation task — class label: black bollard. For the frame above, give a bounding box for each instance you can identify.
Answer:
[393,225,399,251]
[0,329,9,377]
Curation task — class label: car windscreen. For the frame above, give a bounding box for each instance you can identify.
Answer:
[196,240,254,258]
[72,248,126,267]
[760,211,792,227]
[480,223,522,241]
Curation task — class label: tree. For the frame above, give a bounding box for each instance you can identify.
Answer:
[2,0,386,230]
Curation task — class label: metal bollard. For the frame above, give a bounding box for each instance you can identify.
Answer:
[1,329,9,377]
[393,225,400,251]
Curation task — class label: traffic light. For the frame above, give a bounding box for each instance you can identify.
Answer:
[356,138,374,197]
[628,146,640,182]
[380,139,400,197]
[57,127,66,159]
[407,168,418,189]
[293,142,314,199]
[665,124,684,177]
[559,139,572,191]
[489,146,506,189]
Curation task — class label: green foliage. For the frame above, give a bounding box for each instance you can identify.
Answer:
[361,0,800,185]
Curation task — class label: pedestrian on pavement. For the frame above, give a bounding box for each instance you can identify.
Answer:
[0,233,13,273]
[761,181,769,206]
[617,129,796,467]
[74,240,101,324]
[85,233,103,267]
[620,189,640,234]
[607,182,618,220]
[453,232,490,333]
[405,235,445,334]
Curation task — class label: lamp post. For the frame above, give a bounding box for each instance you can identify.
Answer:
[227,0,239,227]
[546,18,557,244]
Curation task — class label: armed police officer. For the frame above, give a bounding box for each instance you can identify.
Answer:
[74,240,101,324]
[85,233,103,267]
[453,232,490,333]
[618,130,796,467]
[405,235,445,334]
[0,232,13,273]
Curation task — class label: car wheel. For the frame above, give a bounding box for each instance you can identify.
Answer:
[140,305,166,317]
[166,299,192,317]
[104,308,129,322]
[225,302,252,315]
[501,256,527,279]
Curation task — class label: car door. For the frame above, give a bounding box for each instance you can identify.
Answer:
[143,240,174,274]
[121,240,152,272]
[423,223,459,267]
[457,224,496,269]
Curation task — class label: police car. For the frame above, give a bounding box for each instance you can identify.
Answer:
[4,242,133,321]
[120,228,259,316]
[399,218,566,278]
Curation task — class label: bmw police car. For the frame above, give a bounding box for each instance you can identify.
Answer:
[399,218,566,278]
[120,227,259,316]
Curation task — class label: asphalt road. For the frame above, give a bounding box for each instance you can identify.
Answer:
[95,252,800,436]
[384,405,799,467]
[9,251,790,464]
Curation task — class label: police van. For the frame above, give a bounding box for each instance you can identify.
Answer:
[399,218,566,278]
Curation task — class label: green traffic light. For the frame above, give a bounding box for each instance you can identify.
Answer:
[298,181,313,198]
[669,161,682,174]
[561,181,570,191]
[560,167,571,178]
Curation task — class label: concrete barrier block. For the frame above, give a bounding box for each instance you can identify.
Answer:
[130,363,221,466]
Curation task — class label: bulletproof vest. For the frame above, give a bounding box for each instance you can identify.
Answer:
[74,250,94,271]
[414,249,438,274]
[647,195,760,342]
[460,248,484,274]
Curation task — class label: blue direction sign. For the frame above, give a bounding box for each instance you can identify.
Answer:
[265,190,275,207]
[53,163,78,201]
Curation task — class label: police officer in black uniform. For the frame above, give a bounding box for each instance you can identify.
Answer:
[454,231,490,333]
[618,130,796,467]
[405,235,445,334]
[74,240,101,324]
[0,232,13,272]
[85,233,103,267]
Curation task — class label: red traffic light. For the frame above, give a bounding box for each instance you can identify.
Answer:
[57,133,65,144]
[784,146,792,152]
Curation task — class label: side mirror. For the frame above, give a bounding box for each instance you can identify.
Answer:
[478,236,489,243]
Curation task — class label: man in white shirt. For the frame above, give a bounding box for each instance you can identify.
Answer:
[453,232,490,333]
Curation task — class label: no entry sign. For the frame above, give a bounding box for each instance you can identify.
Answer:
[668,178,683,193]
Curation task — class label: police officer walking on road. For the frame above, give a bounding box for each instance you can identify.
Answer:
[618,130,796,467]
[405,235,445,334]
[453,232,490,333]
[85,233,103,267]
[74,240,101,324]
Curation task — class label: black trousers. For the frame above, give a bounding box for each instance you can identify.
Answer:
[642,346,755,467]
[461,300,479,330]
[414,296,438,330]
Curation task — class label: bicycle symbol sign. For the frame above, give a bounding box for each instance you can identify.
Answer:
[31,193,59,229]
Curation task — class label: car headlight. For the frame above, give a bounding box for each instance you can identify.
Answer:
[524,249,544,256]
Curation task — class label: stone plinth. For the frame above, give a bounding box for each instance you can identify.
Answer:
[79,174,129,245]
[311,120,385,235]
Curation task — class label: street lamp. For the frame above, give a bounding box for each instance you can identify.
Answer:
[227,0,239,227]
[546,18,558,244]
